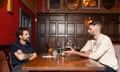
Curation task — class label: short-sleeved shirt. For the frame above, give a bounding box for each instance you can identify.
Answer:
[80,34,118,70]
[10,41,35,67]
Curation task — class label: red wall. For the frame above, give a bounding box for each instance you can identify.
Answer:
[0,0,35,45]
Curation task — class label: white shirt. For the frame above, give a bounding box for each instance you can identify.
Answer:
[80,34,118,70]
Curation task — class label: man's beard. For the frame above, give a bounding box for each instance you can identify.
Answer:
[23,38,30,43]
[88,33,95,40]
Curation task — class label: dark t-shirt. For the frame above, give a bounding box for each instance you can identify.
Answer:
[10,41,35,67]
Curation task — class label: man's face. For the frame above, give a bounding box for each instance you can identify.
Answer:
[88,25,96,36]
[20,30,30,42]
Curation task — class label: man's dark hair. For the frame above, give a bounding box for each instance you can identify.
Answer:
[16,27,29,40]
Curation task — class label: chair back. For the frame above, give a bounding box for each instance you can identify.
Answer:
[0,50,10,72]
[2,45,13,71]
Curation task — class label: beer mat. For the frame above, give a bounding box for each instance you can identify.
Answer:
[42,55,55,58]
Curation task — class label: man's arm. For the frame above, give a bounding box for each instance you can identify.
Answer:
[64,48,91,58]
[14,49,37,61]
[28,52,37,60]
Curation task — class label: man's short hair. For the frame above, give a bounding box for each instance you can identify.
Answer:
[89,21,102,29]
[16,27,29,40]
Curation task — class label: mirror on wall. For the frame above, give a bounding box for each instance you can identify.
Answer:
[102,0,115,9]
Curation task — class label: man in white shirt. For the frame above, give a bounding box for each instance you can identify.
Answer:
[64,21,118,72]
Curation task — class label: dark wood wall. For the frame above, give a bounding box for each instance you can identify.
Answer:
[35,13,120,53]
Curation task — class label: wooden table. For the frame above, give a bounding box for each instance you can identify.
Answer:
[22,55,105,72]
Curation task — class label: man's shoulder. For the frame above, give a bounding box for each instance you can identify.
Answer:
[10,41,22,48]
[11,41,19,45]
[101,34,111,41]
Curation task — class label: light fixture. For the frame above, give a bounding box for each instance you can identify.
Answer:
[85,17,93,26]
[7,0,13,13]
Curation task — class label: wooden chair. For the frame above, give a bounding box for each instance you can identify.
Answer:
[4,51,12,71]
[0,50,10,72]
[1,45,13,72]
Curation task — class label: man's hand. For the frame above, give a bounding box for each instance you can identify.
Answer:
[64,48,75,55]
[28,53,37,60]
[64,48,91,58]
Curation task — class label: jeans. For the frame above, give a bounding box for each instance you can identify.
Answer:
[96,64,116,72]
[12,65,28,72]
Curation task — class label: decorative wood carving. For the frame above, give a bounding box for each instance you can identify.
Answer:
[102,0,115,9]
[65,0,80,10]
[48,0,62,10]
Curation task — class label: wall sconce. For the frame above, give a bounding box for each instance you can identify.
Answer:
[85,17,93,26]
[7,0,13,13]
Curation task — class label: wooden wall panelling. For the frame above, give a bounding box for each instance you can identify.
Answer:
[36,13,86,53]
[67,23,75,35]
[36,14,47,53]
[37,22,46,35]
[49,22,56,35]
[102,14,119,42]
[58,23,65,35]
[36,13,120,53]
[48,36,56,49]
[37,36,47,53]
[76,24,84,34]
[57,36,66,48]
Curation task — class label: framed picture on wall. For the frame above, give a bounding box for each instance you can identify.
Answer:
[65,0,80,10]
[82,0,100,9]
[48,0,62,10]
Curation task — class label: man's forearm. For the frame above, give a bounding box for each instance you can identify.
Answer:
[73,51,90,58]
[27,53,37,60]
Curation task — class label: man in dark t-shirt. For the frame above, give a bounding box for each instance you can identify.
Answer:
[10,27,37,72]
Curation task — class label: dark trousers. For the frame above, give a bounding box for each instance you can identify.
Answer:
[96,64,117,72]
[12,65,28,72]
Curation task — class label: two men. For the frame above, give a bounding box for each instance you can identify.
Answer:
[64,21,118,72]
[11,21,118,72]
[10,27,37,72]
